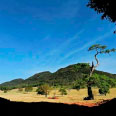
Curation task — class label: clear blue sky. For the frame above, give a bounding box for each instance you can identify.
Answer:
[0,0,116,83]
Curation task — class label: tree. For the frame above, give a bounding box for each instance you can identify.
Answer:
[59,87,67,96]
[36,84,51,97]
[98,81,110,96]
[0,86,10,93]
[87,0,116,33]
[84,44,116,100]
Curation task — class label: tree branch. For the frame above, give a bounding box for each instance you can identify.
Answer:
[89,51,99,77]
[94,51,99,68]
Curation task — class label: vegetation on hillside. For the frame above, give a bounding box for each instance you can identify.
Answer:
[0,63,116,91]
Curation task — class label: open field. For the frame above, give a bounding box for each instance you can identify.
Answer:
[0,88,116,104]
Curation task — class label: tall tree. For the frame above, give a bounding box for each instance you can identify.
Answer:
[87,0,116,33]
[85,44,116,100]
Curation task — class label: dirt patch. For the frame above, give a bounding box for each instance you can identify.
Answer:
[65,99,111,107]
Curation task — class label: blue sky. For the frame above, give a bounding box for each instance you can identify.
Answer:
[0,0,116,83]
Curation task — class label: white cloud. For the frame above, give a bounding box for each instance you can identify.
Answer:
[58,27,115,64]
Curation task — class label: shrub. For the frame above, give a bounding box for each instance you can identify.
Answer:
[4,90,8,93]
[59,88,67,96]
[98,81,110,96]
[36,84,51,97]
[0,87,9,93]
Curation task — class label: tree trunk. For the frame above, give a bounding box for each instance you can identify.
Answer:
[87,84,94,100]
[87,61,94,100]
[85,61,95,100]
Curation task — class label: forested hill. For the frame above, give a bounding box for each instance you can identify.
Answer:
[0,63,116,89]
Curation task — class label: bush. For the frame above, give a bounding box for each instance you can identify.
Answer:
[4,90,8,93]
[98,81,110,96]
[0,87,10,91]
[18,88,23,92]
[0,87,9,93]
[25,86,33,92]
[59,88,67,96]
[36,84,51,97]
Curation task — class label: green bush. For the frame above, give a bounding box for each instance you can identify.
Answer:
[98,81,110,96]
[36,84,51,97]
[59,88,67,96]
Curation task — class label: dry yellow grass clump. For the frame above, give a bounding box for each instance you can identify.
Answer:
[0,88,116,104]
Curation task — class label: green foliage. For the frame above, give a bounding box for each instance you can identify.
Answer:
[89,74,115,95]
[92,74,116,88]
[73,73,116,95]
[98,82,110,96]
[0,63,116,89]
[0,86,11,93]
[73,78,86,90]
[25,86,33,92]
[36,84,51,97]
[59,88,67,96]
[88,44,107,51]
[88,44,116,54]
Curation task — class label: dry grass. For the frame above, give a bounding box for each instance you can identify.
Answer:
[0,88,116,104]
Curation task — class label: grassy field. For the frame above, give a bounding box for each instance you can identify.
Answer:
[0,88,116,104]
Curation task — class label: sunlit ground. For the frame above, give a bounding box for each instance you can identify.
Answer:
[0,88,116,104]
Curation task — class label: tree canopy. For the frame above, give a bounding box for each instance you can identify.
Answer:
[88,44,116,54]
[87,0,116,33]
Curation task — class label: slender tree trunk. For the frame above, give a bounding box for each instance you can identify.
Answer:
[87,62,94,100]
[86,52,99,100]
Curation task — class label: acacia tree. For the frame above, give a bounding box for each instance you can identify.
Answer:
[87,0,116,33]
[85,44,116,100]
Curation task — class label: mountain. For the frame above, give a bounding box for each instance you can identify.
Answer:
[0,79,24,88]
[25,71,52,83]
[0,63,116,89]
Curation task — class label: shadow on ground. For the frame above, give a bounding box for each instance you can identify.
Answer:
[0,97,116,116]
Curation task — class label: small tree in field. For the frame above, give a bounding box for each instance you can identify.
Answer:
[36,84,51,97]
[84,44,116,100]
[99,84,110,96]
[59,88,67,96]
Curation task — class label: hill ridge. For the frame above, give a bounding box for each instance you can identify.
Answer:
[0,63,116,88]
